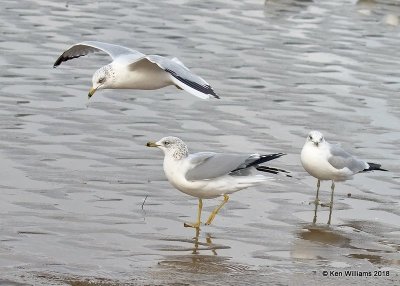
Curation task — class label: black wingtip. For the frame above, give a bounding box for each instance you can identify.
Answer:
[53,55,65,68]
[258,153,286,162]
[209,89,220,99]
[364,162,388,172]
[53,58,62,68]
[253,153,288,176]
[165,68,220,99]
[243,153,286,170]
[53,54,84,68]
[256,166,292,177]
[230,153,287,174]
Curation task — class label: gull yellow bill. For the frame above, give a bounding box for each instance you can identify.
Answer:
[146,141,159,147]
[88,87,96,98]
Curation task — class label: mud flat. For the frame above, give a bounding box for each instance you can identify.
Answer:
[0,0,399,285]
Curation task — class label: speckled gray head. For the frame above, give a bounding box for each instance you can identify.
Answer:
[146,136,189,160]
[306,130,325,147]
[88,64,116,98]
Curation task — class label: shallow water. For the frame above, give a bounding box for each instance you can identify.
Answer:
[0,0,399,285]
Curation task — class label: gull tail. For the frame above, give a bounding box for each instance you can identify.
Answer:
[235,175,272,189]
[363,162,388,172]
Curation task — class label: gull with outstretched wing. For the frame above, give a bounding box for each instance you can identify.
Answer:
[54,41,219,100]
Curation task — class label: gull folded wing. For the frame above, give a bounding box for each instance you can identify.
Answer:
[327,144,368,173]
[186,153,255,181]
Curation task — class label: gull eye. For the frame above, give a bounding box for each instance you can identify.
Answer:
[98,77,105,84]
[309,135,313,140]
[164,140,170,146]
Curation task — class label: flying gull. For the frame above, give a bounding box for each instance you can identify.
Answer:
[54,41,219,100]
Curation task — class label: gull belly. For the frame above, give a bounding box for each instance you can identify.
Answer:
[113,62,171,90]
[301,144,338,181]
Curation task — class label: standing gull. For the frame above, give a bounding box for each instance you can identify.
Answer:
[54,41,219,100]
[146,136,289,228]
[301,130,387,224]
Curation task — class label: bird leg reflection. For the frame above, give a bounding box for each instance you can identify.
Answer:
[205,194,229,225]
[312,196,319,225]
[191,229,217,255]
[327,181,335,225]
[206,234,217,255]
[184,198,203,228]
[192,227,200,254]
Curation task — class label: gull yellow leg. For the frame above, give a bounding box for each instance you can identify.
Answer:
[310,179,321,205]
[205,195,229,225]
[327,181,335,225]
[184,198,202,228]
[312,179,321,224]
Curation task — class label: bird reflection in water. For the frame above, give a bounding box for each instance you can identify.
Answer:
[156,228,242,276]
[294,223,400,266]
[299,225,350,248]
[291,224,352,260]
[157,227,230,255]
[192,227,218,255]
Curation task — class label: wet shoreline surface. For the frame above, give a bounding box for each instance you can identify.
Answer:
[0,0,400,285]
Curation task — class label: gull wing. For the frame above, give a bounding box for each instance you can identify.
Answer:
[145,55,219,99]
[53,41,143,67]
[327,144,368,173]
[170,57,190,70]
[185,153,259,181]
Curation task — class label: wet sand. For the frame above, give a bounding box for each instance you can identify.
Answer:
[0,0,399,285]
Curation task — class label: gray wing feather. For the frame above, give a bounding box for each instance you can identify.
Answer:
[327,144,368,173]
[185,153,256,181]
[146,55,208,84]
[145,55,218,99]
[54,41,143,67]
[171,57,190,70]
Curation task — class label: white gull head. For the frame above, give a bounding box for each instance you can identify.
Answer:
[147,136,189,160]
[306,130,325,147]
[89,64,116,98]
